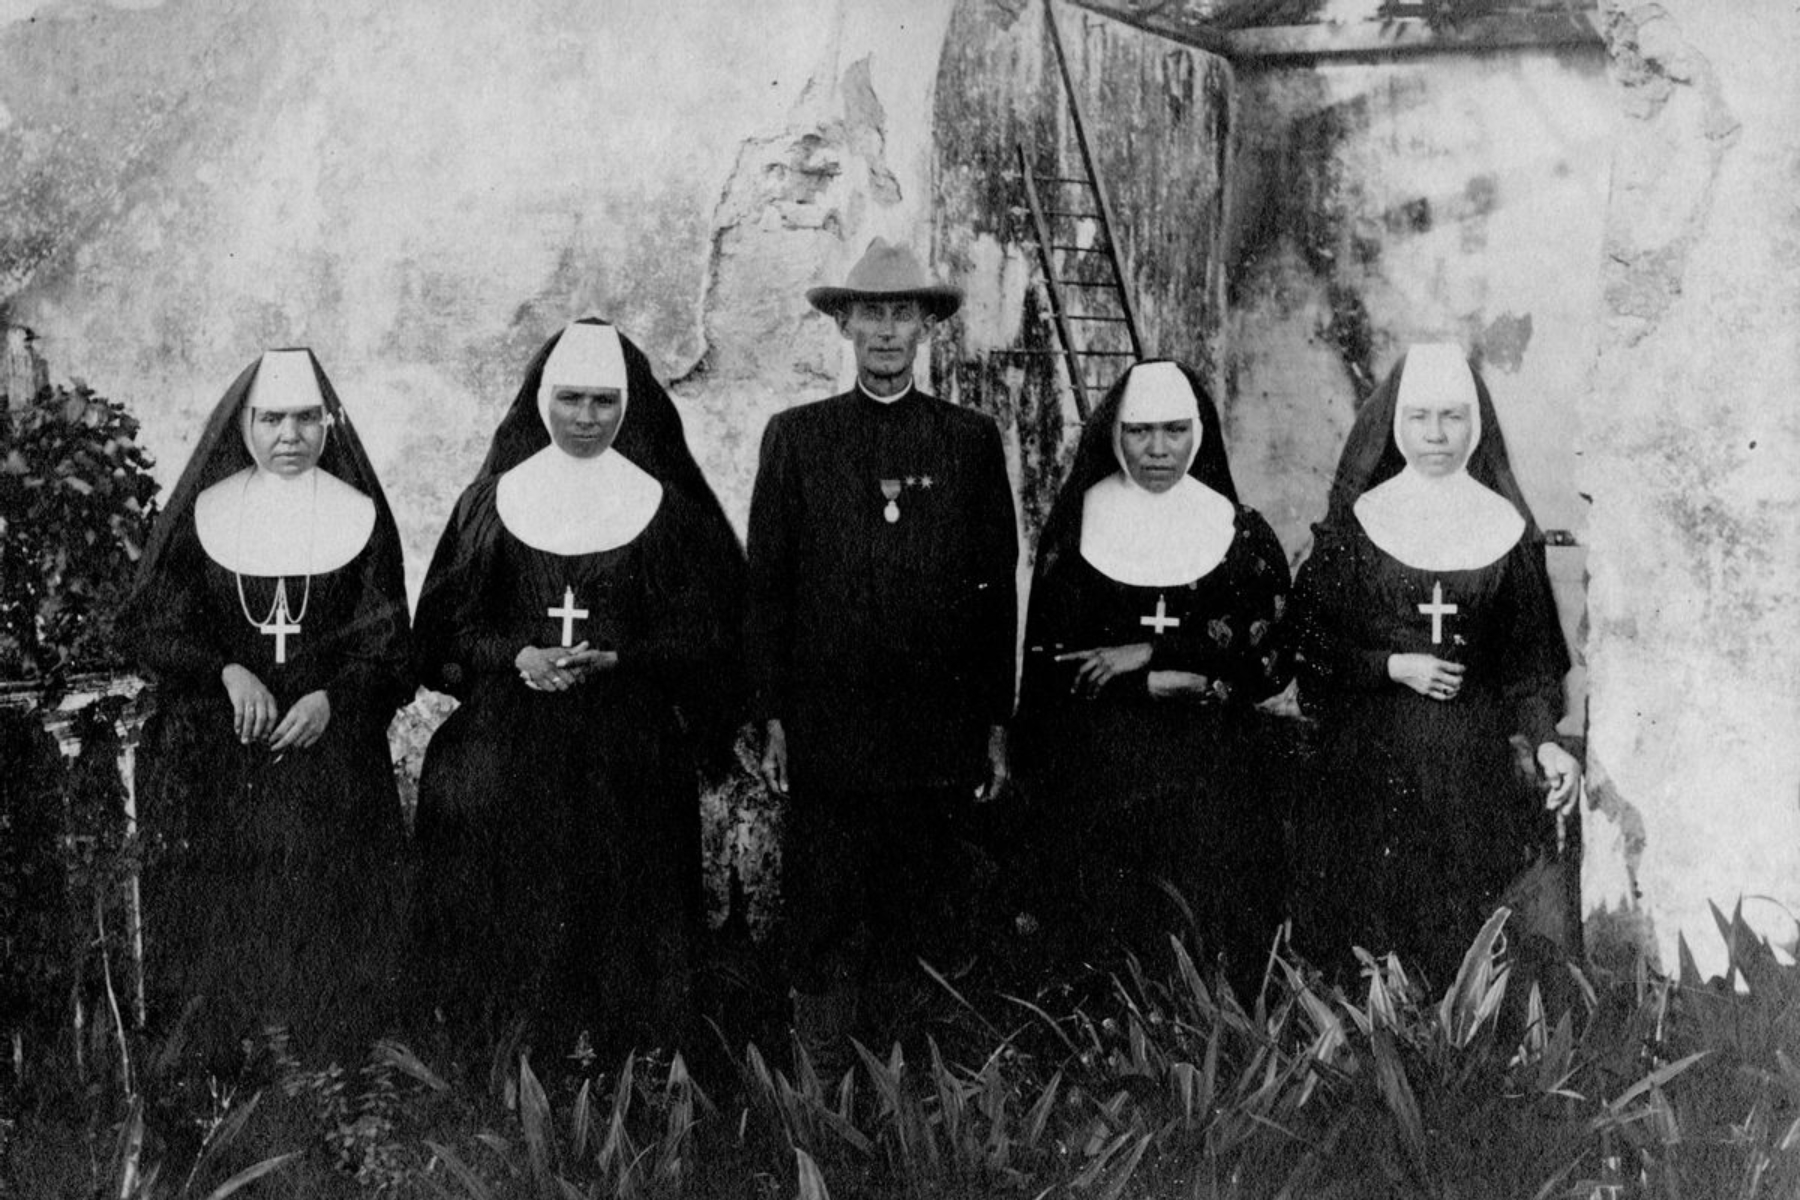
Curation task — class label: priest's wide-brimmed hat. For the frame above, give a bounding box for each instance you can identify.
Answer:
[806,238,963,320]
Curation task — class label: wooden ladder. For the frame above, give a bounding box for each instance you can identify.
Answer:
[1012,0,1145,421]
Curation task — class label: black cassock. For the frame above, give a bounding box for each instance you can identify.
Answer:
[411,478,733,1056]
[1019,508,1292,982]
[134,523,410,1063]
[746,388,1017,793]
[1291,518,1568,986]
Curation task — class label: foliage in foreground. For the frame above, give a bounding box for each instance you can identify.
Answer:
[7,906,1800,1199]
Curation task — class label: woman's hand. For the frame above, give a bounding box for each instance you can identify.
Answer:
[1057,643,1153,698]
[1388,653,1464,701]
[516,642,616,691]
[269,690,331,752]
[1147,670,1210,700]
[222,664,278,744]
[1537,742,1581,812]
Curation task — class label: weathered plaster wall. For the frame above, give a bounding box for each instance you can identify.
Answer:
[1225,49,1614,558]
[1584,1,1800,975]
[0,0,956,600]
[930,0,1234,546]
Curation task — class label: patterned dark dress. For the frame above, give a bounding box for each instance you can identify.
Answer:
[1019,505,1292,981]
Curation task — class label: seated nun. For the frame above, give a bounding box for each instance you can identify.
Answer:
[1016,359,1293,991]
[1289,343,1581,988]
[410,319,743,1068]
[126,349,412,1067]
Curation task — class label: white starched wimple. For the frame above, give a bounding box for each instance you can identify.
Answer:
[234,470,315,665]
[548,586,589,648]
[1139,594,1182,635]
[1418,580,1458,645]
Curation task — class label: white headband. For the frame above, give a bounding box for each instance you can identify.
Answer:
[1393,342,1481,469]
[1113,361,1202,482]
[537,323,629,432]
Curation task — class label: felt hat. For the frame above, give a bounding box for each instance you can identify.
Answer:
[806,238,963,320]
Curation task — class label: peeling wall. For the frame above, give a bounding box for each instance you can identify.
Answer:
[0,0,956,598]
[929,0,1234,549]
[1224,49,1614,559]
[1585,0,1800,975]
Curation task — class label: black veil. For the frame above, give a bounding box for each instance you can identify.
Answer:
[1033,358,1239,583]
[127,349,407,624]
[416,319,746,768]
[1319,348,1543,540]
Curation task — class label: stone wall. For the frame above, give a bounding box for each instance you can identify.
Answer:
[1583,0,1800,975]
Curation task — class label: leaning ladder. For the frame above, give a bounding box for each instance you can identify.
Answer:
[1014,0,1146,421]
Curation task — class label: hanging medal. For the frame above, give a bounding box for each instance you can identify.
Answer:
[880,478,902,524]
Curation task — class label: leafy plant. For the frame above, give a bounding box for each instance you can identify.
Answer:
[0,377,159,693]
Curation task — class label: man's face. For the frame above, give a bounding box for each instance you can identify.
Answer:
[545,387,624,458]
[838,299,932,394]
[246,406,327,477]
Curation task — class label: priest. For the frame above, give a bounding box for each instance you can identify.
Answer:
[746,239,1018,1062]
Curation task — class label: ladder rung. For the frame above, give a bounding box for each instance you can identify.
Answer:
[1066,314,1129,323]
[1072,350,1137,357]
[1049,244,1109,253]
[1034,175,1093,185]
[1046,210,1101,219]
[1058,280,1118,288]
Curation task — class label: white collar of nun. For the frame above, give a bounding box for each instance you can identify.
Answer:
[1353,343,1525,572]
[496,323,664,556]
[1078,361,1237,588]
[195,349,375,576]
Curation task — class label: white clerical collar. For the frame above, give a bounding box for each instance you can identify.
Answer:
[195,465,376,576]
[1079,472,1237,587]
[857,378,914,405]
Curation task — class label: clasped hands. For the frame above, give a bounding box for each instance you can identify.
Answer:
[516,641,618,691]
[221,664,328,751]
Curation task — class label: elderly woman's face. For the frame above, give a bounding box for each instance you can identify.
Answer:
[546,387,624,458]
[247,406,326,478]
[1398,401,1473,477]
[1119,419,1194,493]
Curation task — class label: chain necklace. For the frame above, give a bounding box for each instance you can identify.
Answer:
[232,468,318,664]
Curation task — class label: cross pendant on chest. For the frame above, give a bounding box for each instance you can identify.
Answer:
[1418,580,1459,645]
[1140,593,1181,635]
[259,581,302,665]
[547,586,589,648]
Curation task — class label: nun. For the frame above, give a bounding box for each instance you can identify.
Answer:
[127,348,412,1065]
[410,319,743,1065]
[1016,359,1292,987]
[1289,343,1580,987]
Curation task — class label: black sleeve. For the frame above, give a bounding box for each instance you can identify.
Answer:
[413,484,515,697]
[130,516,229,689]
[1496,539,1571,750]
[969,417,1021,725]
[1149,509,1294,702]
[744,413,797,725]
[1291,523,1395,713]
[318,543,413,720]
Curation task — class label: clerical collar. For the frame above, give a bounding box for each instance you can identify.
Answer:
[856,378,914,405]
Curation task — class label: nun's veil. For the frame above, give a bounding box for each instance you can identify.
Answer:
[127,350,405,618]
[1321,349,1543,541]
[1033,358,1238,580]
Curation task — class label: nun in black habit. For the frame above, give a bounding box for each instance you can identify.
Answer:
[126,349,412,1064]
[1289,343,1580,988]
[410,319,743,1064]
[1017,360,1293,987]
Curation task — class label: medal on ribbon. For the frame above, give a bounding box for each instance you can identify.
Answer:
[880,478,902,523]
